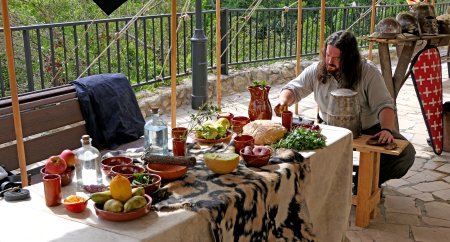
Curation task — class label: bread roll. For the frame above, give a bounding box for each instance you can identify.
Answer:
[242,120,287,145]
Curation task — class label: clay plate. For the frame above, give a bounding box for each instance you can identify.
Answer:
[146,163,187,180]
[94,194,152,222]
[190,131,232,144]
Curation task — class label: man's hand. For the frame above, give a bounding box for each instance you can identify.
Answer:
[374,129,394,144]
[274,103,288,117]
[275,89,296,117]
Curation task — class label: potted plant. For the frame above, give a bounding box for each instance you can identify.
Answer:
[248,80,272,121]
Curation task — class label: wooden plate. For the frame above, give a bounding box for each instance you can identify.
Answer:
[190,131,232,144]
[94,194,152,222]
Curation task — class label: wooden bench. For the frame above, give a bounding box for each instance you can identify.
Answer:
[352,135,410,227]
[0,84,143,185]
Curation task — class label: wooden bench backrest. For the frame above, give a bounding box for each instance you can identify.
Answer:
[0,85,87,171]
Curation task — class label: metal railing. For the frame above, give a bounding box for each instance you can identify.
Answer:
[0,3,449,97]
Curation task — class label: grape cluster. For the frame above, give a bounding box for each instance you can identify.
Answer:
[82,184,108,193]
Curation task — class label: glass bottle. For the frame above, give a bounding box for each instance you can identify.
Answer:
[75,135,102,189]
[144,107,168,155]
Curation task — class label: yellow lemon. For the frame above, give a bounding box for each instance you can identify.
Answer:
[109,175,132,203]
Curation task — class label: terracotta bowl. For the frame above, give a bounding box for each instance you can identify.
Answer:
[240,148,272,167]
[101,156,133,176]
[130,173,162,195]
[63,195,88,213]
[146,163,187,180]
[110,165,146,179]
[40,166,75,186]
[94,194,152,222]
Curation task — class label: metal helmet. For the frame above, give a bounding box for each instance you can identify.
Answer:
[411,3,439,35]
[373,17,402,38]
[396,12,421,36]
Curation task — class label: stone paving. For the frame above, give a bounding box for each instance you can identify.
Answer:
[156,60,450,242]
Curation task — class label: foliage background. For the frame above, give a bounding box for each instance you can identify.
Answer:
[6,0,411,25]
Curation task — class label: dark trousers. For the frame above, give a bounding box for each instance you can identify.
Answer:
[361,123,416,185]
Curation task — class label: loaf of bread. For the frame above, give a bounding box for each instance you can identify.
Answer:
[242,120,287,145]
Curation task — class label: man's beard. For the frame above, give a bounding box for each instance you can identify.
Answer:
[326,64,339,74]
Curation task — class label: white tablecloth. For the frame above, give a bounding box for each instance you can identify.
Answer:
[0,125,352,242]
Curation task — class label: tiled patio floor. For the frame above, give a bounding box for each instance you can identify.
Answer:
[160,61,450,242]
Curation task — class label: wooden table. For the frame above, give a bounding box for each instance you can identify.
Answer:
[361,34,450,130]
[0,125,353,242]
[352,135,410,227]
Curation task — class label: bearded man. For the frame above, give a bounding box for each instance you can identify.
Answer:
[274,30,415,186]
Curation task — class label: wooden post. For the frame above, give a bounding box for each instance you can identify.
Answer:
[294,0,303,115]
[170,0,177,128]
[216,0,222,108]
[1,0,28,186]
[316,0,325,122]
[368,0,376,61]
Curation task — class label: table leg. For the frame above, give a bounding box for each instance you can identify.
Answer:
[355,151,382,228]
[370,152,380,219]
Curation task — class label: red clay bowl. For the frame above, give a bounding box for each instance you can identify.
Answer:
[146,163,188,181]
[110,165,146,179]
[40,166,75,186]
[101,156,133,176]
[63,195,88,213]
[130,173,162,195]
[94,194,152,222]
[240,148,272,167]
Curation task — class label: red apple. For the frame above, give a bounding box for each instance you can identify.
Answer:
[45,155,67,174]
[252,146,271,156]
[59,149,78,167]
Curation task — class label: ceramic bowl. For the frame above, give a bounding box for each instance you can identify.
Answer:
[110,165,146,179]
[101,156,133,176]
[130,173,162,195]
[203,153,240,174]
[240,148,272,167]
[40,166,75,186]
[94,194,152,222]
[63,195,88,213]
[146,163,187,180]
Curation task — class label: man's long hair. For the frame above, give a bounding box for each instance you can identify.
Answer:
[317,30,362,90]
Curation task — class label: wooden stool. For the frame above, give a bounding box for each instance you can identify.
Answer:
[352,135,410,227]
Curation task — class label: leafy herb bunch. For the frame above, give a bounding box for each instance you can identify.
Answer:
[273,127,326,151]
[251,80,267,89]
[132,173,155,185]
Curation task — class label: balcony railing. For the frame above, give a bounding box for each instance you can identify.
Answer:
[0,3,449,97]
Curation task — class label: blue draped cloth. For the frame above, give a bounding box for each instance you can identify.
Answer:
[72,73,145,149]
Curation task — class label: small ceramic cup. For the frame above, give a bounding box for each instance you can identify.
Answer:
[172,138,187,156]
[281,110,293,131]
[172,127,188,139]
[233,135,255,154]
[43,174,62,207]
[231,116,251,134]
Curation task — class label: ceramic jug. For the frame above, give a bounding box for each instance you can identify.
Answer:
[248,85,272,121]
[327,88,361,138]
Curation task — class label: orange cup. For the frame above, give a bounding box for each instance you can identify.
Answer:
[172,138,187,156]
[281,110,293,131]
[172,127,188,139]
[231,116,250,134]
[233,135,254,154]
[217,112,234,122]
[43,174,61,207]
